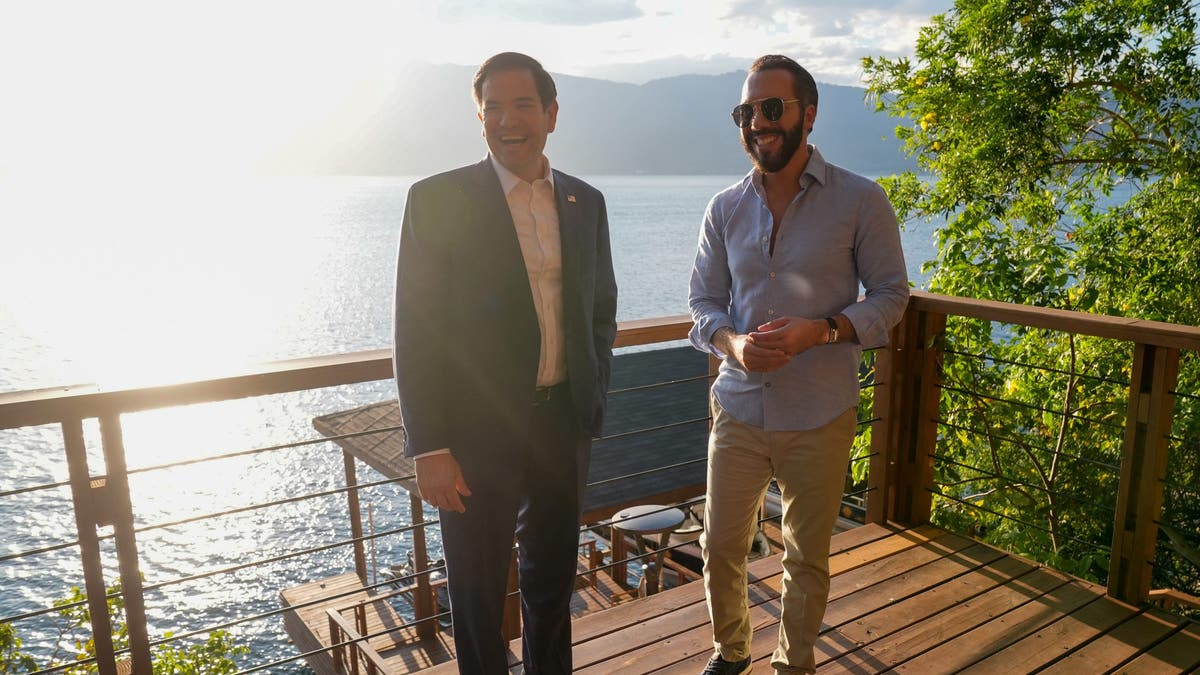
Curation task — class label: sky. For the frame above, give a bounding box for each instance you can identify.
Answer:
[0,0,954,175]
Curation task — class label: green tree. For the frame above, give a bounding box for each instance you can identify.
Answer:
[862,0,1200,597]
[2,582,248,674]
[0,623,37,674]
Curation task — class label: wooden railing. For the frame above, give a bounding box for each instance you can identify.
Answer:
[870,291,1200,606]
[0,316,690,674]
[326,607,389,675]
[2,295,1198,673]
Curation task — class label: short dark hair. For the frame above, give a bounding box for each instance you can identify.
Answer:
[472,52,557,110]
[749,54,818,110]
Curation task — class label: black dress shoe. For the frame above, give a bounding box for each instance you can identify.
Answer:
[701,654,752,675]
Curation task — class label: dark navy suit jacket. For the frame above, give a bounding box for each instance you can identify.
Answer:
[393,158,618,467]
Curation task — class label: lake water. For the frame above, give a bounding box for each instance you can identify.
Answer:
[0,174,937,668]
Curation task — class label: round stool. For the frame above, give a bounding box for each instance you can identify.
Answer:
[610,504,685,595]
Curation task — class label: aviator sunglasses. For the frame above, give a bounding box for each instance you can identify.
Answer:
[731,97,802,128]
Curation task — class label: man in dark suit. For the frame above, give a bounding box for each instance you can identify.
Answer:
[392,51,618,675]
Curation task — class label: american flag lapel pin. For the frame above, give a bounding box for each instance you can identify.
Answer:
[567,194,577,203]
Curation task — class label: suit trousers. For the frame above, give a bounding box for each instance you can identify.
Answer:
[701,394,856,674]
[439,391,589,675]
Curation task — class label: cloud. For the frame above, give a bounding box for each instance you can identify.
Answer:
[807,16,854,37]
[437,0,642,25]
[724,0,950,20]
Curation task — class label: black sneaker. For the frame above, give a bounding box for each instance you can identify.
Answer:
[701,654,752,675]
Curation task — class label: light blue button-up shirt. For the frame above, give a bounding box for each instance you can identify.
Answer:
[688,146,910,430]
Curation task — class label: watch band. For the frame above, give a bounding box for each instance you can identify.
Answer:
[824,316,839,344]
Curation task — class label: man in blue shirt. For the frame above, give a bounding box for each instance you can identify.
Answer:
[688,55,909,675]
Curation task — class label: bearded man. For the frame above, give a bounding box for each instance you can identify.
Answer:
[687,54,909,675]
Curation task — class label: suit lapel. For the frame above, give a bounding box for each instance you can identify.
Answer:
[554,170,586,299]
[468,158,540,327]
[468,158,528,277]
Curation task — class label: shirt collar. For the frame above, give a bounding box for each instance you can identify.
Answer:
[489,154,555,196]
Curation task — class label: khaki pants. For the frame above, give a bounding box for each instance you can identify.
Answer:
[702,395,856,674]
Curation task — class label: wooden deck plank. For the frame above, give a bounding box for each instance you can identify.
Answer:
[568,524,914,673]
[826,561,1073,673]
[280,572,371,675]
[379,632,457,674]
[821,543,1018,649]
[893,577,1100,672]
[1116,620,1200,674]
[1037,607,1185,674]
[575,563,786,673]
[963,594,1139,674]
[302,523,1200,675]
[571,522,903,646]
[809,543,1016,673]
[651,527,973,675]
[282,571,459,674]
[430,523,910,675]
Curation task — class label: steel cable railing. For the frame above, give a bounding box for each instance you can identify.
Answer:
[928,488,1115,556]
[5,303,1199,671]
[184,360,710,669]
[0,422,420,667]
[938,382,1127,432]
[932,453,1116,513]
[934,418,1123,472]
[942,346,1133,389]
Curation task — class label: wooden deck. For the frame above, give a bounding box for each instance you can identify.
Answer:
[409,522,1200,674]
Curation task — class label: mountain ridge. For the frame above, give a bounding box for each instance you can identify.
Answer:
[268,64,914,177]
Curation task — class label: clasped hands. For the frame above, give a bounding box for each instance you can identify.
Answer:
[730,316,827,372]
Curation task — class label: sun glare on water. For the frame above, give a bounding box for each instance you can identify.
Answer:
[1,175,339,392]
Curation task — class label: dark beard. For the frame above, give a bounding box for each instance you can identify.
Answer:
[741,120,805,173]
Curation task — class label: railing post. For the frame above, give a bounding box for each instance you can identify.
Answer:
[1109,342,1178,604]
[342,449,368,585]
[98,414,153,674]
[410,491,436,638]
[868,307,944,525]
[62,418,119,675]
[868,319,903,524]
[328,613,345,674]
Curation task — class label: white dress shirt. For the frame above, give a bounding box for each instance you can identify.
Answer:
[491,154,568,387]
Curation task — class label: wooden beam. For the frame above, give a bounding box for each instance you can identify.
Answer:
[612,316,693,348]
[868,320,905,524]
[869,308,945,525]
[63,418,119,675]
[1108,343,1178,604]
[99,414,153,674]
[343,450,368,585]
[909,291,1200,351]
[410,492,437,640]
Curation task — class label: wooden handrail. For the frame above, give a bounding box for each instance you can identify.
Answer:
[910,290,1200,350]
[325,608,390,674]
[0,317,695,430]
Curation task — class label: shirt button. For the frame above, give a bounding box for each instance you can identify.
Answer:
[768,309,775,316]
[769,271,776,279]
[761,236,768,242]
[764,382,773,388]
